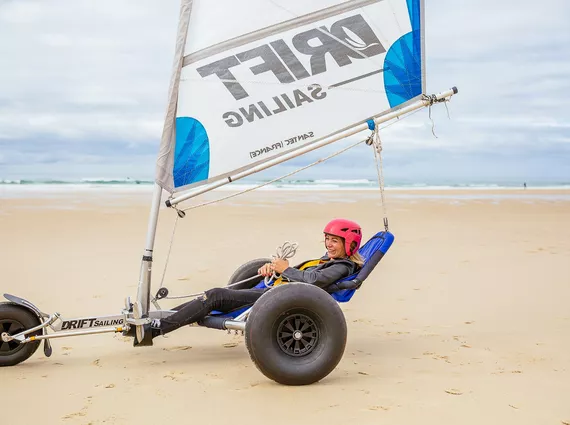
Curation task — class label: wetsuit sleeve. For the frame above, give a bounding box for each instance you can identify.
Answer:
[281,262,351,289]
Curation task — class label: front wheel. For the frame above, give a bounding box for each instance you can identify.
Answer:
[0,303,42,367]
[227,258,270,290]
[245,283,347,385]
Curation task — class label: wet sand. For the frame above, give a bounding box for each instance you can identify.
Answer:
[1,190,569,424]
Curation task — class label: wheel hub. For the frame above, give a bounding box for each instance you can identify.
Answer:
[276,313,319,357]
[0,319,25,355]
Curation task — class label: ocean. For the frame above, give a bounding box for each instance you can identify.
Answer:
[1,178,569,201]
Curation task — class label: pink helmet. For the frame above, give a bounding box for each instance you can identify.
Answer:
[323,218,362,256]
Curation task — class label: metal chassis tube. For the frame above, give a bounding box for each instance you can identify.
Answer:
[136,183,163,318]
[2,309,169,344]
[1,308,246,345]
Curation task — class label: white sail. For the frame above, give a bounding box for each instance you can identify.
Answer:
[156,0,424,193]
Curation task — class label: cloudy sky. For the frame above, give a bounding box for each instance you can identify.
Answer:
[0,0,568,184]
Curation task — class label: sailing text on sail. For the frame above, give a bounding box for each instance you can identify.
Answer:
[223,84,326,128]
[197,14,385,101]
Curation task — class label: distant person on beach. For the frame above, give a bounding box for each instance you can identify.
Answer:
[135,219,364,343]
[524,182,527,190]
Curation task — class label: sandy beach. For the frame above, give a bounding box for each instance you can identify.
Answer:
[1,189,569,424]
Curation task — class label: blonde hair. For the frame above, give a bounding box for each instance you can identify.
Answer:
[325,235,364,267]
[349,252,364,267]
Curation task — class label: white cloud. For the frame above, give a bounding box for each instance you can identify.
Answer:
[0,0,179,144]
[0,0,568,182]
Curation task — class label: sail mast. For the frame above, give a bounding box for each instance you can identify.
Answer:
[155,0,194,190]
[136,0,194,319]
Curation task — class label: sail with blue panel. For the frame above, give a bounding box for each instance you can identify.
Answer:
[155,0,425,194]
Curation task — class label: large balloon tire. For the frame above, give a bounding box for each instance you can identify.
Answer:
[227,258,271,290]
[245,283,347,385]
[0,303,42,367]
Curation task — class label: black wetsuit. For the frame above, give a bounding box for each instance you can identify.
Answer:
[157,256,358,335]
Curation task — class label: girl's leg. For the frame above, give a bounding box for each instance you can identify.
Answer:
[157,288,265,335]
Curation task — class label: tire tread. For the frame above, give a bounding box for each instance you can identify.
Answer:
[0,303,42,367]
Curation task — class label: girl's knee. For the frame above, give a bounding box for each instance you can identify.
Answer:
[204,287,227,302]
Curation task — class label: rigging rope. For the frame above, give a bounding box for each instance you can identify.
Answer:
[157,215,179,291]
[155,241,298,301]
[264,241,298,286]
[155,106,428,301]
[179,107,425,212]
[180,139,366,212]
[367,124,389,231]
[422,93,452,138]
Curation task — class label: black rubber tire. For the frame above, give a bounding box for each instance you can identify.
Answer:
[245,283,347,385]
[0,303,42,367]
[227,258,271,290]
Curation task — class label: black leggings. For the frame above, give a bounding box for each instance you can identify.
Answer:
[158,287,266,335]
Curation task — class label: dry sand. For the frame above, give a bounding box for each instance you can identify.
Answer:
[1,190,569,424]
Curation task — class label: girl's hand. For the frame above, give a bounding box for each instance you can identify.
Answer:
[257,263,273,277]
[271,258,289,274]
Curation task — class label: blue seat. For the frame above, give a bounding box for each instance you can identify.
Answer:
[211,231,395,317]
[329,230,394,302]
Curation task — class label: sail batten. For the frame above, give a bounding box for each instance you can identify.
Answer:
[156,0,424,194]
[182,0,383,67]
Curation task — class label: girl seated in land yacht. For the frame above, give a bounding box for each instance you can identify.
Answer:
[137,219,364,342]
